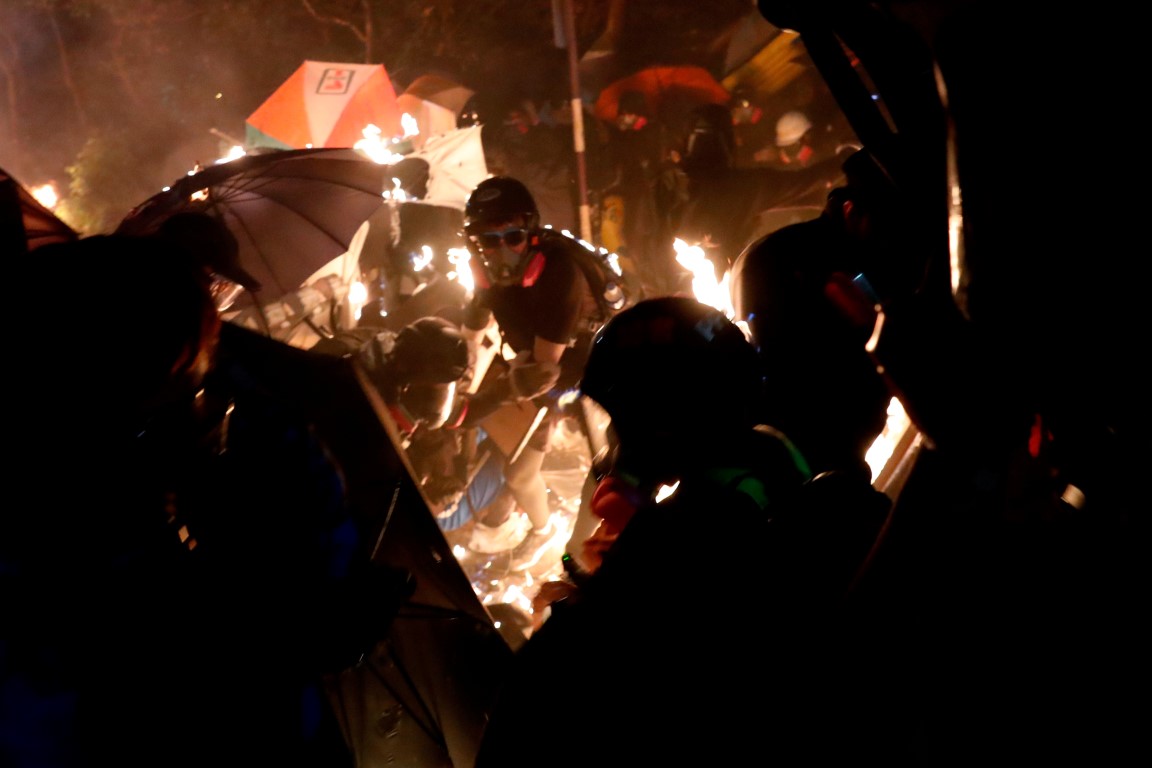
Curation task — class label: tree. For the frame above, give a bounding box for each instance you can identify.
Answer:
[55,131,157,235]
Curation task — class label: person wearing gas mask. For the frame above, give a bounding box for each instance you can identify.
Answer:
[457,176,618,573]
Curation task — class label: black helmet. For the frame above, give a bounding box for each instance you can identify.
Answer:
[390,316,470,384]
[579,297,762,438]
[389,316,471,429]
[464,176,541,286]
[464,176,539,232]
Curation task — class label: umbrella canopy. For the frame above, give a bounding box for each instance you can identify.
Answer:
[396,74,475,150]
[404,125,489,209]
[399,73,475,115]
[212,323,512,768]
[721,27,811,104]
[2,166,77,256]
[593,64,732,127]
[246,61,403,150]
[117,149,427,302]
[721,9,782,77]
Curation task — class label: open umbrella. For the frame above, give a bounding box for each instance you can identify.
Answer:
[593,64,731,128]
[405,125,489,209]
[246,61,403,150]
[116,148,428,303]
[399,73,475,115]
[211,323,512,768]
[396,74,475,151]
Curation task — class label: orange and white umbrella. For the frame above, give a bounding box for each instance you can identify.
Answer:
[246,60,403,150]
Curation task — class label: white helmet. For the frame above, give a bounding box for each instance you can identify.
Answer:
[775,110,813,147]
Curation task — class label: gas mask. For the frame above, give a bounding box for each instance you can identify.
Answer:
[468,226,531,286]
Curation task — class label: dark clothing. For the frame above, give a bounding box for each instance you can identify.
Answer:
[730,211,892,473]
[473,427,895,766]
[596,120,675,296]
[465,229,602,393]
[4,337,368,768]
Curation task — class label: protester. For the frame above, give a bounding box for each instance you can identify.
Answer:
[456,175,621,572]
[729,149,896,477]
[474,297,843,767]
[728,84,775,168]
[594,89,677,296]
[663,102,844,290]
[2,233,402,767]
[311,315,513,536]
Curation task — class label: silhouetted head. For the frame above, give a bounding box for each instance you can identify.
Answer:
[389,316,471,428]
[38,233,221,433]
[580,297,762,449]
[157,210,259,310]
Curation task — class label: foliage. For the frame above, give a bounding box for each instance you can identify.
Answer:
[55,131,162,235]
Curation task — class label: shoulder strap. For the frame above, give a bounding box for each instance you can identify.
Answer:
[539,229,635,321]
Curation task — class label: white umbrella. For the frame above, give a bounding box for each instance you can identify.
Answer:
[407,125,489,210]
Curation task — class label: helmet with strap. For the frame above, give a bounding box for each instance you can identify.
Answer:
[464,176,541,287]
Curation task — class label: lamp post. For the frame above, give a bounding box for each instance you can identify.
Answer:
[553,0,593,243]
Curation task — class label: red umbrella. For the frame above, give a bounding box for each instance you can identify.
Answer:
[593,64,731,125]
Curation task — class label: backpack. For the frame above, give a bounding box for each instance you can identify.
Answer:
[539,228,637,326]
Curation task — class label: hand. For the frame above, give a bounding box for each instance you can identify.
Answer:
[580,521,620,573]
[509,351,561,401]
[531,579,580,632]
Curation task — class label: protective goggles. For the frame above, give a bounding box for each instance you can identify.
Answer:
[467,227,529,250]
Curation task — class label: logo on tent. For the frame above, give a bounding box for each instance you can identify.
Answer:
[318,68,356,95]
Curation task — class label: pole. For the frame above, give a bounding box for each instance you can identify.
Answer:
[560,0,593,243]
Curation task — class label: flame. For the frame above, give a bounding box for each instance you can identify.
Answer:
[674,238,734,317]
[214,145,246,164]
[354,124,409,165]
[348,280,368,308]
[654,481,680,503]
[400,112,420,139]
[382,176,411,202]
[412,245,433,272]
[447,246,474,296]
[864,397,912,482]
[30,183,58,210]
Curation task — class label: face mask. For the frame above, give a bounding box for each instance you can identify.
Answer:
[491,243,524,282]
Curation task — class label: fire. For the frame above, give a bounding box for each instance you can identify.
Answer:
[354,123,410,165]
[447,246,474,296]
[412,245,434,272]
[30,183,58,210]
[865,397,912,482]
[674,238,734,317]
[214,145,246,164]
[400,113,420,139]
[382,176,412,203]
[347,280,369,309]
